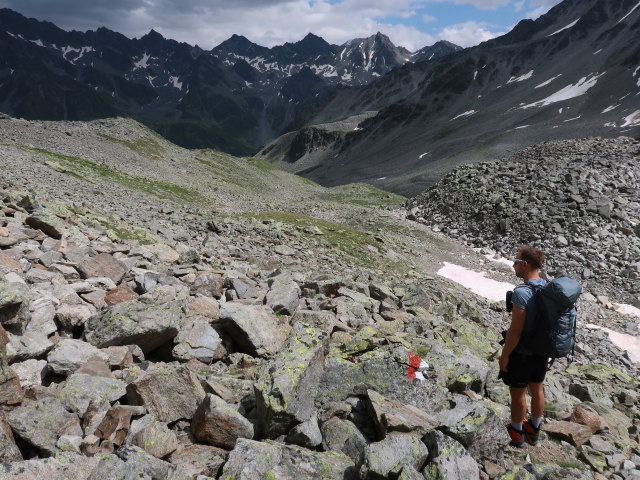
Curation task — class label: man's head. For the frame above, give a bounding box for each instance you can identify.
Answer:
[513,246,544,279]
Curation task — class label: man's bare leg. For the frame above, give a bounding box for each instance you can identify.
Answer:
[509,386,527,423]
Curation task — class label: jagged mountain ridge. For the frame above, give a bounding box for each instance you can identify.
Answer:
[257,0,640,196]
[0,8,460,154]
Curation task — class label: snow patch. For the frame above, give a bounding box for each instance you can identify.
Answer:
[593,49,603,55]
[419,152,430,159]
[507,70,533,84]
[602,104,620,113]
[617,0,640,24]
[614,303,640,318]
[377,177,386,180]
[169,76,183,90]
[604,122,617,127]
[547,18,580,36]
[450,110,476,121]
[437,262,514,302]
[514,125,529,129]
[563,115,582,122]
[535,74,562,88]
[621,110,640,127]
[634,66,640,77]
[520,73,604,109]
[586,324,640,364]
[341,72,352,81]
[134,53,151,70]
[30,39,45,47]
[473,70,478,81]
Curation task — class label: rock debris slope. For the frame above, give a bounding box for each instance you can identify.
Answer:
[407,136,640,304]
[0,116,638,479]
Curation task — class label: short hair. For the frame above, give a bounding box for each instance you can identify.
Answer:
[517,246,544,269]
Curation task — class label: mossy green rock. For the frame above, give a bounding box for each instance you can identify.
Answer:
[221,438,357,480]
[255,323,329,438]
[85,285,186,353]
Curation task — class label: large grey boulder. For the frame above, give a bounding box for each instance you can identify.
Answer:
[11,358,47,389]
[266,273,300,315]
[7,398,82,454]
[423,430,480,480]
[7,331,54,362]
[366,389,438,439]
[221,438,357,480]
[85,285,187,353]
[191,394,254,449]
[127,414,179,459]
[361,432,429,480]
[25,296,58,337]
[47,339,109,376]
[0,452,119,480]
[255,323,329,438]
[168,444,226,478]
[321,417,368,465]
[126,363,205,423]
[287,413,322,448]
[437,394,503,461]
[59,373,127,418]
[172,317,225,363]
[0,412,22,462]
[25,211,65,239]
[0,325,23,406]
[219,303,290,357]
[115,445,174,479]
[79,253,127,284]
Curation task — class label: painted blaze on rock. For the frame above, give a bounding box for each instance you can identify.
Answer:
[254,323,329,438]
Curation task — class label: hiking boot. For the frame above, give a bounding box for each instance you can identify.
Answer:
[523,418,541,446]
[506,424,525,448]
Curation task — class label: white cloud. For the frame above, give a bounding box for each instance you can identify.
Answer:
[437,20,506,47]
[422,13,437,22]
[428,0,512,10]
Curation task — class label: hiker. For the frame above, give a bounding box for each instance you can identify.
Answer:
[499,246,547,447]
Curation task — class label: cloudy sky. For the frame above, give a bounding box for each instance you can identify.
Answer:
[0,0,563,51]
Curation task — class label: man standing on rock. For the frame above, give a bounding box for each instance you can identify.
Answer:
[499,246,547,447]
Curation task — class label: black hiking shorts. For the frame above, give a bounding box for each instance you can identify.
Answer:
[499,351,548,388]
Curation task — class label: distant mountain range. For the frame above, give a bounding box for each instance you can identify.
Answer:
[258,0,640,195]
[0,8,461,155]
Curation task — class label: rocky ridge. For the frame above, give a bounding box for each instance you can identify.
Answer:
[0,117,638,479]
[406,137,640,304]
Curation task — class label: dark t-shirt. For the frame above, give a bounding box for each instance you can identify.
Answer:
[512,278,548,354]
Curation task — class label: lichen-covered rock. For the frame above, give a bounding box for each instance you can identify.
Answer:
[361,432,429,480]
[321,417,368,466]
[191,394,254,449]
[126,363,205,423]
[0,324,23,405]
[127,414,179,459]
[168,444,226,478]
[0,452,124,480]
[59,373,127,417]
[0,276,30,312]
[115,445,174,479]
[286,413,322,448]
[291,309,337,334]
[544,420,593,446]
[422,430,479,480]
[437,394,503,461]
[221,438,357,480]
[219,303,290,357]
[366,389,438,439]
[85,285,187,353]
[47,338,109,376]
[0,412,22,462]
[255,322,329,438]
[7,398,82,454]
[25,211,65,239]
[190,272,224,298]
[56,303,95,330]
[172,317,225,363]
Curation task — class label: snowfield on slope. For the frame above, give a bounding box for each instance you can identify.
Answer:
[520,73,605,109]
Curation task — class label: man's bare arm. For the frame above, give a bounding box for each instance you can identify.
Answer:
[499,305,526,371]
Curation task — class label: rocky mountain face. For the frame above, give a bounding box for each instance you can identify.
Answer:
[406,136,640,304]
[0,115,639,479]
[258,0,640,196]
[0,9,459,155]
